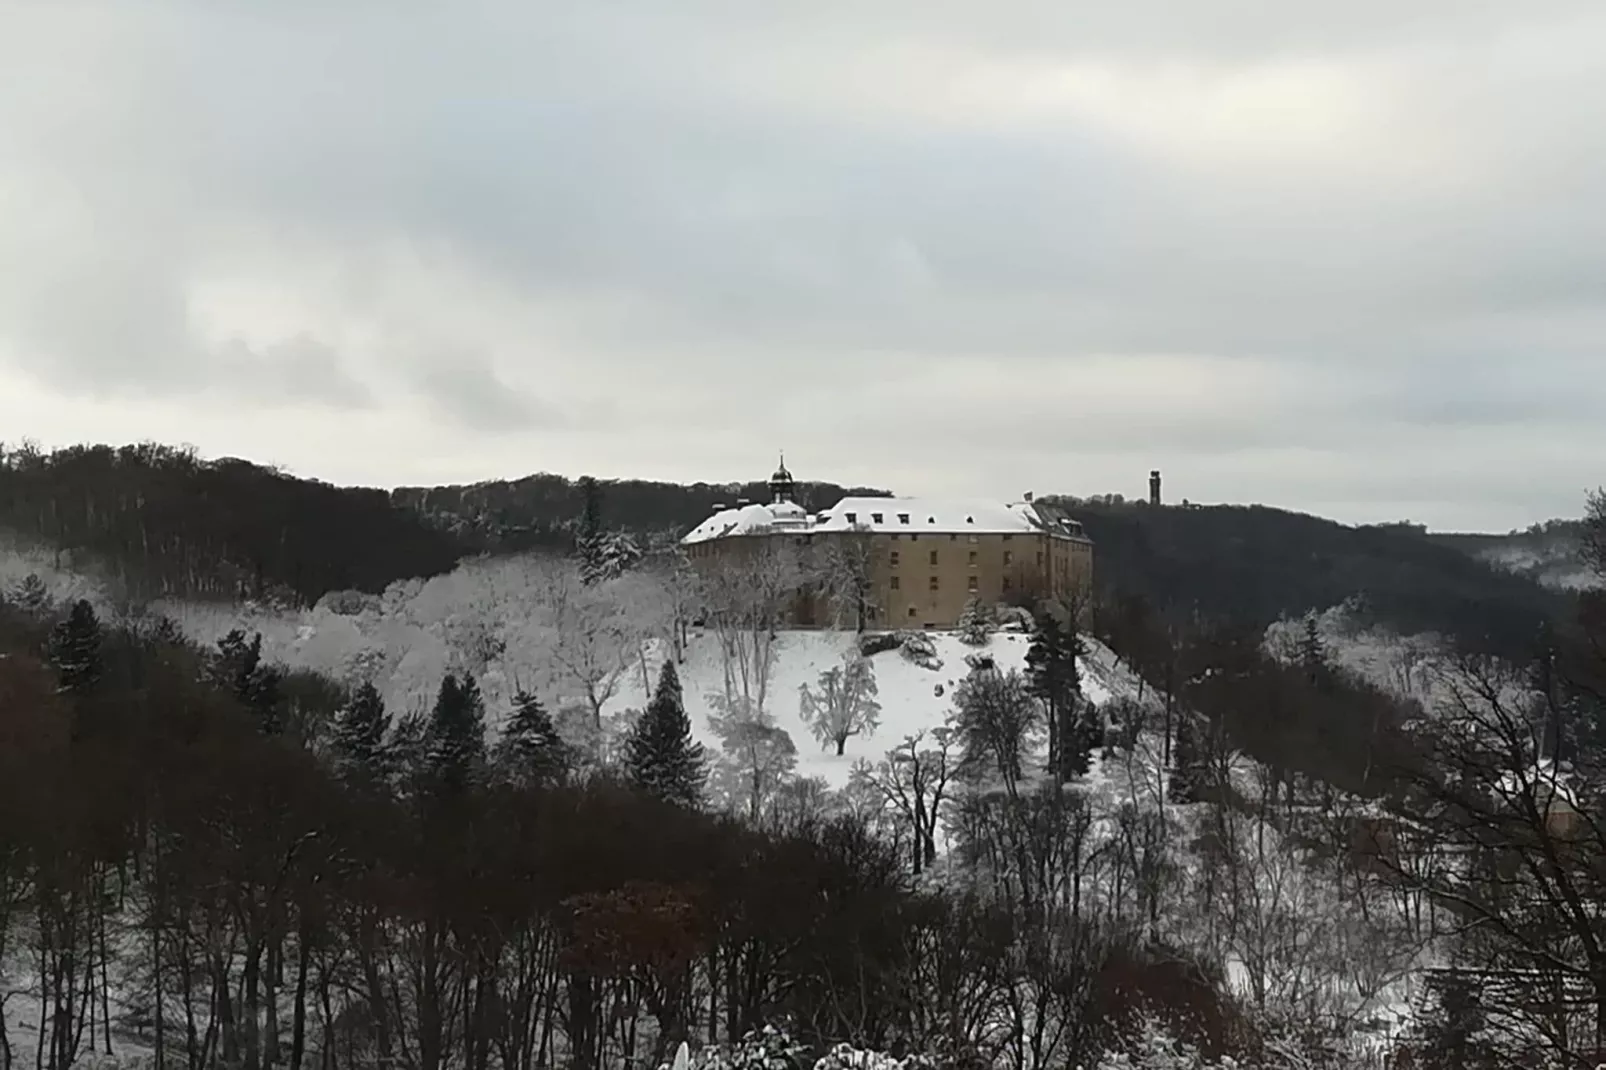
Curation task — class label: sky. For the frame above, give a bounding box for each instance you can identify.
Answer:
[3,1,1605,532]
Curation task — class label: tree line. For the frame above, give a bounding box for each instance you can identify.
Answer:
[0,582,1291,1070]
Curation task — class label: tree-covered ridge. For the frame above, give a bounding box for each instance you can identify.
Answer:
[1052,498,1566,658]
[390,471,891,549]
[0,443,465,604]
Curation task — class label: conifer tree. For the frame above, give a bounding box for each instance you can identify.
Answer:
[956,598,995,646]
[428,672,487,795]
[577,475,607,585]
[1169,711,1205,803]
[1297,612,1330,688]
[10,573,48,614]
[497,689,570,785]
[1025,602,1090,780]
[213,629,284,735]
[49,599,103,693]
[331,680,392,785]
[625,660,707,807]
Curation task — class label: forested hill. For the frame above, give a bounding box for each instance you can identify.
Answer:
[0,444,464,604]
[389,473,891,550]
[0,442,1572,652]
[1054,499,1566,658]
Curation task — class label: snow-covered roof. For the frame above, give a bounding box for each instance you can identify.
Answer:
[682,495,1090,545]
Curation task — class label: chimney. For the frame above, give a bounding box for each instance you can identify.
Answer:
[1149,470,1162,507]
[1023,491,1033,503]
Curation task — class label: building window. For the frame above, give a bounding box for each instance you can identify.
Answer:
[1003,551,1013,565]
[1003,577,1013,592]
[898,513,910,524]
[949,533,957,540]
[1002,534,1013,542]
[890,550,900,566]
[968,551,977,565]
[890,576,900,590]
[872,512,883,524]
[1037,551,1044,567]
[845,512,857,523]
[928,550,938,566]
[908,606,917,618]
[967,575,978,592]
[929,575,939,591]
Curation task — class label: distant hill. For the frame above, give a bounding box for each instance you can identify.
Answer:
[1431,519,1595,592]
[1049,499,1568,658]
[0,444,465,604]
[0,443,1578,654]
[390,473,891,551]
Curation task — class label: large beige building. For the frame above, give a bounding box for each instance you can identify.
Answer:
[682,461,1094,629]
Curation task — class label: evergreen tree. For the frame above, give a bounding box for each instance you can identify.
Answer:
[1296,612,1330,689]
[427,672,487,795]
[956,598,995,646]
[48,599,103,693]
[625,660,707,808]
[331,680,392,784]
[9,572,49,614]
[577,475,607,585]
[1169,711,1205,803]
[1025,603,1090,780]
[213,629,284,735]
[497,689,570,785]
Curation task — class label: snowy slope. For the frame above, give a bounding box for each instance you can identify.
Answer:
[602,628,1128,789]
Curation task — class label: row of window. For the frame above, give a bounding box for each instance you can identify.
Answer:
[888,549,1033,567]
[889,574,995,593]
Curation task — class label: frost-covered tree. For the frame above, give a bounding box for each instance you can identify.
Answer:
[852,725,960,874]
[497,689,571,786]
[427,672,487,795]
[798,651,881,756]
[625,661,707,807]
[9,572,48,614]
[703,538,805,715]
[956,597,995,646]
[813,525,881,631]
[710,706,797,823]
[953,665,1039,795]
[330,680,392,785]
[48,599,103,693]
[542,566,641,729]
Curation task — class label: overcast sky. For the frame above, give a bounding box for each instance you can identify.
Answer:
[3,1,1604,531]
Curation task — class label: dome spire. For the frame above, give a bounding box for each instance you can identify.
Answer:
[768,451,796,504]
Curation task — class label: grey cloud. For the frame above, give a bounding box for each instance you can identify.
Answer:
[4,0,1606,528]
[411,352,563,433]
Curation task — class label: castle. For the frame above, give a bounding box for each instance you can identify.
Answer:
[681,459,1094,629]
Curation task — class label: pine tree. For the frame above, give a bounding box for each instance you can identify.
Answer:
[331,680,392,784]
[427,672,487,795]
[213,630,284,735]
[497,689,570,785]
[956,598,995,646]
[9,573,48,614]
[1025,603,1089,780]
[49,599,103,693]
[577,475,607,585]
[1169,711,1205,803]
[1296,612,1330,689]
[625,661,707,808]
